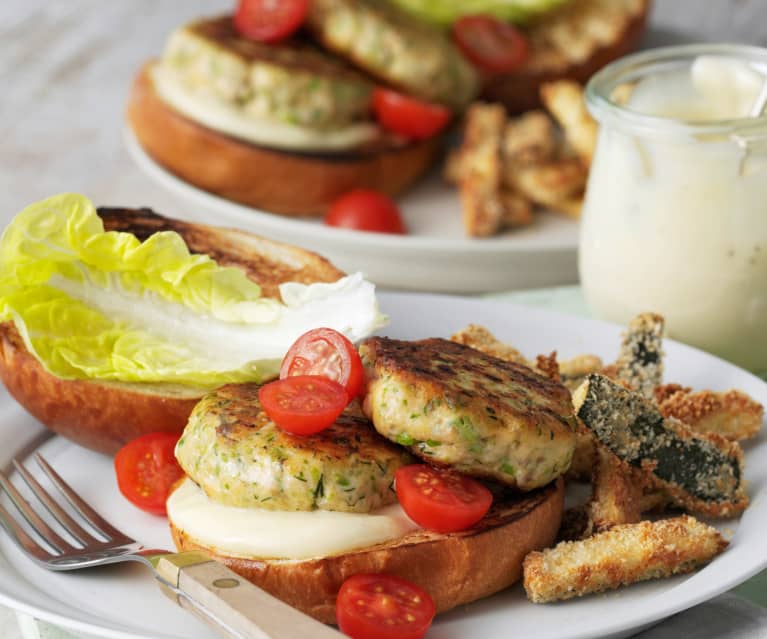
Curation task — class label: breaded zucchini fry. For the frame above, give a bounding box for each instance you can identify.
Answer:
[613,312,665,398]
[523,516,728,603]
[540,80,598,165]
[588,446,643,531]
[449,324,530,367]
[655,384,764,441]
[573,374,748,518]
[559,354,603,391]
[510,158,588,212]
[457,103,534,236]
[503,110,557,166]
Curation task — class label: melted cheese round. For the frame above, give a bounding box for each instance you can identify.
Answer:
[150,64,380,152]
[167,479,419,560]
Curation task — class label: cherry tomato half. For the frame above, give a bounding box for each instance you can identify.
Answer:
[372,88,452,141]
[258,375,348,435]
[453,15,530,74]
[395,464,493,533]
[114,432,185,516]
[281,328,365,399]
[336,573,435,639]
[234,0,309,43]
[325,189,407,234]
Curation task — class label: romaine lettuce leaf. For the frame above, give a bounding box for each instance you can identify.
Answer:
[390,0,572,25]
[0,194,385,387]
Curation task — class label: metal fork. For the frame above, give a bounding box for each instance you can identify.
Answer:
[0,453,344,639]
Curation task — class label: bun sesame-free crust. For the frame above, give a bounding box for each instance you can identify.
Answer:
[127,64,441,217]
[169,478,565,624]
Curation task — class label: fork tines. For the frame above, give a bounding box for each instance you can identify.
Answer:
[0,454,133,562]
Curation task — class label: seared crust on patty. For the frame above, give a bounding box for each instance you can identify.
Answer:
[360,337,576,490]
[176,384,413,513]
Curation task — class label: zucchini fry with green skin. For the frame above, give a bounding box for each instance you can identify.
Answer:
[573,374,748,518]
[523,516,728,603]
[611,312,665,398]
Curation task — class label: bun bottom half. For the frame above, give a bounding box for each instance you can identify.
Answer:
[169,478,564,624]
[0,322,201,455]
[127,64,441,217]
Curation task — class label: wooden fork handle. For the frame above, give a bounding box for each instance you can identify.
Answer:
[156,551,345,639]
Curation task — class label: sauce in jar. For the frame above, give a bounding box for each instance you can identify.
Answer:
[580,45,767,372]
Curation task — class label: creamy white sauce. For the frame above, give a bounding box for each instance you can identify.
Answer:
[150,64,379,152]
[167,479,420,560]
[580,56,767,371]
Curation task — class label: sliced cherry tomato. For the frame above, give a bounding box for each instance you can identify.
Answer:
[234,0,309,43]
[281,328,365,399]
[372,88,452,141]
[336,573,435,639]
[114,432,184,516]
[453,15,529,74]
[325,189,407,234]
[259,375,348,435]
[395,464,493,533]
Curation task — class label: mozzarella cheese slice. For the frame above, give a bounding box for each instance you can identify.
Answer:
[167,478,420,561]
[151,64,380,152]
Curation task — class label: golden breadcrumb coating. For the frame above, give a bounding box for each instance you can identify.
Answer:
[588,446,644,531]
[573,374,748,519]
[523,515,728,603]
[613,312,665,398]
[655,384,764,441]
[539,80,598,165]
[450,324,531,367]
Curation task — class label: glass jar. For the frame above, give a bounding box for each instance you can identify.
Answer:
[580,44,767,373]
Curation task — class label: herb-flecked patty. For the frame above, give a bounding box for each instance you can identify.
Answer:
[162,16,373,129]
[176,384,413,513]
[360,337,577,491]
[307,0,479,109]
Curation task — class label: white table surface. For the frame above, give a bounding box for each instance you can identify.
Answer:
[2,1,767,637]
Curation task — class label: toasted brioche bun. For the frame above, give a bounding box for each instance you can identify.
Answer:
[482,0,650,113]
[0,208,344,454]
[170,478,564,624]
[127,64,441,217]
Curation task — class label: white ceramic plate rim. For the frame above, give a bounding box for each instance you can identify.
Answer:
[0,292,764,639]
[123,126,577,255]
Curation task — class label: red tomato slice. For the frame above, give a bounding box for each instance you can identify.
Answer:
[453,15,529,74]
[114,432,184,516]
[372,88,452,141]
[234,0,309,43]
[395,464,493,533]
[258,375,348,435]
[336,574,435,639]
[281,328,365,399]
[325,189,407,234]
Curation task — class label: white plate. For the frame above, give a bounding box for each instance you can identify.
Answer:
[0,293,765,639]
[124,128,579,294]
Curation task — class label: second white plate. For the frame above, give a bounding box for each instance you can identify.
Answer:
[125,128,579,293]
[0,293,765,639]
